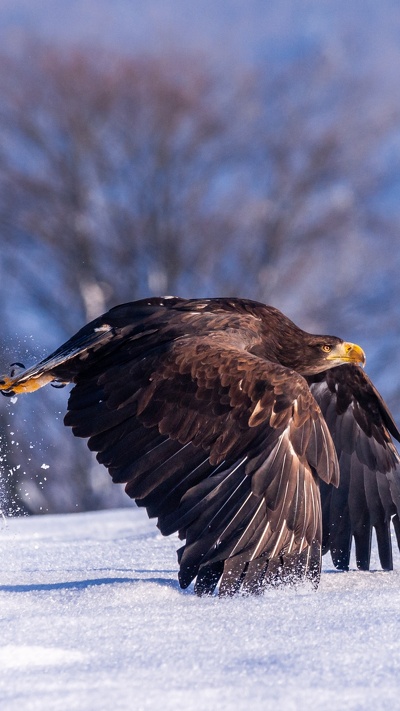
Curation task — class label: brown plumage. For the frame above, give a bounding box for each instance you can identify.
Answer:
[1,296,399,595]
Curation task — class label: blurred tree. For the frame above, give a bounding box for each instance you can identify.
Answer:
[225,57,398,332]
[0,43,398,514]
[0,48,233,326]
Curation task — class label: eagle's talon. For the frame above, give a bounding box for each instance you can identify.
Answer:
[9,362,25,378]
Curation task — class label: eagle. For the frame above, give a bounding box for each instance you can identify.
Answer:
[1,296,400,595]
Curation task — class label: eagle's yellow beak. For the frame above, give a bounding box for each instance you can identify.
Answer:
[326,342,366,368]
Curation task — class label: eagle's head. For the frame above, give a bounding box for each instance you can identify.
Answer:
[288,335,366,376]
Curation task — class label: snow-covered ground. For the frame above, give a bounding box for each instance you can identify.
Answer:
[0,508,399,711]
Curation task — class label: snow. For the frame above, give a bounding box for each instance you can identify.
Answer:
[1,508,400,711]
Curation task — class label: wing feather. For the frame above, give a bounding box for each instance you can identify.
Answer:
[61,331,337,594]
[309,365,400,571]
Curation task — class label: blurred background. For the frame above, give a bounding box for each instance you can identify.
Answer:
[1,0,400,515]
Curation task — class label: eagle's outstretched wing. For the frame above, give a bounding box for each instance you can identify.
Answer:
[309,365,400,571]
[64,335,338,594]
[1,298,339,594]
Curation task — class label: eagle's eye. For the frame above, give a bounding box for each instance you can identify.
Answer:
[321,344,332,353]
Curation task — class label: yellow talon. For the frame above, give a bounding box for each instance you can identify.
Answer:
[0,373,55,395]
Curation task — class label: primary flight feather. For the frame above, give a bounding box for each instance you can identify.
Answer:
[1,296,399,594]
